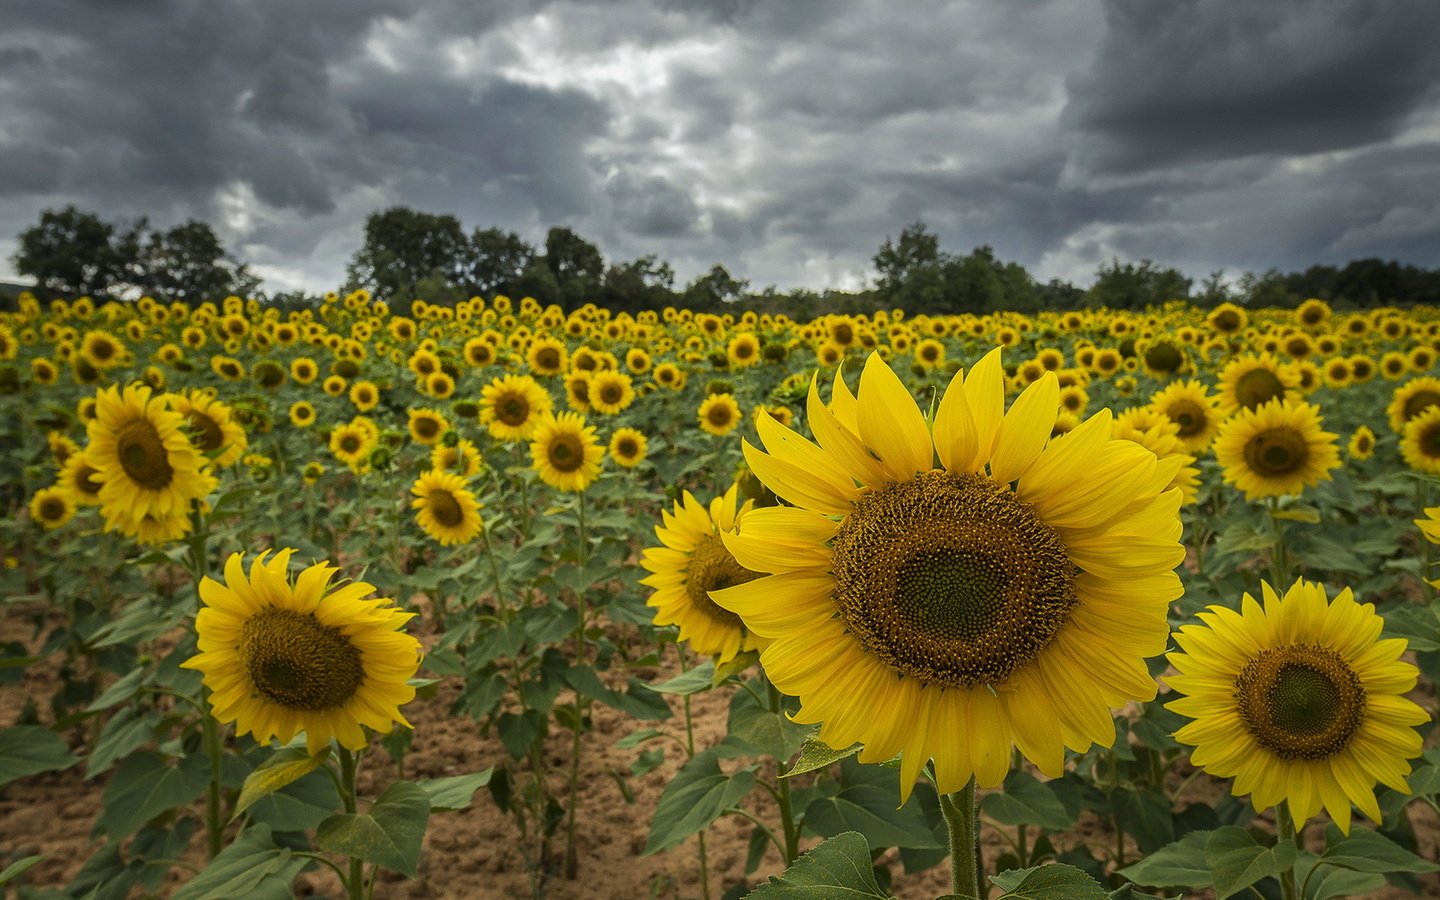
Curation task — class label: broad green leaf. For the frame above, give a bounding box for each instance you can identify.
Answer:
[245,766,342,833]
[84,668,147,713]
[172,824,306,900]
[987,863,1108,899]
[0,725,77,788]
[1293,850,1386,900]
[1112,787,1175,853]
[85,706,157,778]
[316,781,430,878]
[783,736,862,778]
[644,749,758,855]
[615,728,665,750]
[1380,603,1440,652]
[714,650,760,684]
[563,665,672,721]
[745,831,890,899]
[1117,831,1212,890]
[416,769,494,811]
[649,661,716,695]
[1205,825,1298,900]
[98,751,209,839]
[233,746,330,819]
[0,854,46,887]
[801,758,941,850]
[1315,823,1439,874]
[981,771,1073,831]
[726,680,813,760]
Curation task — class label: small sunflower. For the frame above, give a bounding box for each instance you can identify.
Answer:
[698,394,741,436]
[1217,353,1299,416]
[182,550,423,754]
[329,421,377,473]
[713,350,1184,799]
[85,383,217,529]
[1167,579,1427,833]
[728,333,761,368]
[432,439,484,478]
[1401,406,1440,474]
[1148,380,1220,452]
[529,411,604,492]
[1213,398,1340,501]
[641,486,761,663]
[169,390,248,468]
[406,408,450,446]
[290,357,318,384]
[80,329,125,369]
[349,380,380,412]
[29,487,75,530]
[528,336,568,375]
[1347,425,1376,461]
[589,370,636,415]
[289,401,316,428]
[1386,377,1440,434]
[653,363,686,391]
[302,461,326,486]
[609,427,649,468]
[56,454,104,507]
[323,375,347,397]
[411,469,483,545]
[481,374,553,441]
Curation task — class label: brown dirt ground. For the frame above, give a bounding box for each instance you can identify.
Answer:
[2,601,1438,900]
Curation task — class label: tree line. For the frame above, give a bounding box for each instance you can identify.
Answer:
[10,206,1440,313]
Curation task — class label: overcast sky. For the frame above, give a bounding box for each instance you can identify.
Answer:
[2,0,1437,295]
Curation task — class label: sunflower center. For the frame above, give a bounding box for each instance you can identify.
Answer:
[499,396,529,426]
[1235,368,1285,410]
[601,384,623,404]
[428,490,465,527]
[1166,400,1206,437]
[1403,391,1440,422]
[414,418,440,440]
[340,435,361,454]
[547,434,584,472]
[241,608,365,711]
[684,533,755,629]
[831,471,1077,689]
[1145,343,1183,373]
[1234,644,1365,760]
[116,419,175,490]
[536,348,560,369]
[707,405,733,427]
[617,437,638,458]
[1421,423,1440,458]
[1243,427,1309,477]
[38,497,67,521]
[187,411,224,452]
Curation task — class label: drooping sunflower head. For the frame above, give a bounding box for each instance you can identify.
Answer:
[609,427,649,468]
[410,468,483,545]
[1213,397,1341,501]
[168,390,248,468]
[1217,353,1299,416]
[1386,377,1440,434]
[641,485,761,664]
[529,411,604,492]
[182,550,423,754]
[713,350,1184,798]
[481,374,553,441]
[1167,578,1428,833]
[1401,406,1440,475]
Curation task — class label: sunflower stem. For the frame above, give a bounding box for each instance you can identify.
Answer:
[1418,480,1435,603]
[765,679,799,865]
[564,491,590,879]
[184,504,226,860]
[338,746,365,900]
[481,522,508,619]
[1267,497,1289,588]
[678,648,712,900]
[1275,801,1301,900]
[940,778,982,899]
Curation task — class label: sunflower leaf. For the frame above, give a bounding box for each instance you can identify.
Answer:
[980,771,1073,831]
[643,749,757,855]
[172,824,305,900]
[744,831,890,899]
[783,735,862,778]
[415,769,494,812]
[1293,850,1385,900]
[649,661,716,695]
[801,757,942,850]
[233,746,330,819]
[1204,825,1298,899]
[1116,831,1212,890]
[316,781,430,878]
[985,863,1108,899]
[98,751,209,839]
[0,725,76,789]
[1315,823,1439,873]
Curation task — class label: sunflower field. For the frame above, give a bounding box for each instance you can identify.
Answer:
[4,289,1440,899]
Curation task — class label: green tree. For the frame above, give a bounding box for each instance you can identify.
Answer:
[601,255,675,312]
[873,222,942,295]
[345,207,468,302]
[461,227,534,299]
[1086,258,1191,309]
[543,227,605,307]
[138,220,259,302]
[11,205,145,298]
[683,264,749,310]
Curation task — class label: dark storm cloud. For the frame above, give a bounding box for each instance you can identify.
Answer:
[1066,0,1440,171]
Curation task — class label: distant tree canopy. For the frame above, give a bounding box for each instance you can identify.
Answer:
[12,205,1440,313]
[11,205,258,302]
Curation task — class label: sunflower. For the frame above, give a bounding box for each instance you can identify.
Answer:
[302,461,325,486]
[80,329,125,369]
[182,550,423,754]
[1401,406,1440,474]
[85,384,217,530]
[1386,377,1440,433]
[329,421,377,473]
[1112,408,1200,504]
[432,439,484,478]
[1217,353,1299,416]
[56,454,104,507]
[698,394,741,436]
[609,427,649,468]
[1148,380,1220,452]
[712,350,1184,799]
[1295,298,1332,330]
[1213,398,1340,501]
[641,486,761,663]
[424,370,455,399]
[212,356,246,382]
[563,370,594,412]
[406,408,450,446]
[289,401,316,428]
[1417,508,1440,555]
[1347,425,1376,460]
[625,347,652,374]
[29,487,75,530]
[728,333,761,368]
[349,380,380,412]
[291,357,318,384]
[653,363,686,391]
[589,371,636,415]
[411,469,483,545]
[481,374,553,441]
[1166,579,1427,833]
[529,411,604,492]
[31,358,58,385]
[528,336,568,375]
[322,375,347,397]
[169,390,248,468]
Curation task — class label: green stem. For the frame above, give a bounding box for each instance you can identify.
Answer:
[679,648,711,900]
[339,747,364,900]
[940,779,981,899]
[1419,480,1435,603]
[201,705,224,858]
[1267,497,1289,589]
[564,491,589,880]
[766,679,799,865]
[481,522,507,618]
[1275,801,1301,900]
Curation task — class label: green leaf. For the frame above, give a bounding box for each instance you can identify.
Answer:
[563,666,672,721]
[316,781,430,878]
[714,650,761,684]
[0,854,46,887]
[1315,823,1439,874]
[987,863,1108,899]
[84,668,147,713]
[233,746,330,819]
[1380,603,1440,652]
[615,728,665,750]
[980,771,1073,831]
[244,765,341,833]
[801,758,942,850]
[172,824,306,900]
[98,751,210,839]
[649,661,716,695]
[1291,850,1385,900]
[643,749,758,855]
[745,831,890,898]
[85,706,157,778]
[0,725,77,788]
[1205,825,1298,900]
[1272,505,1321,523]
[1117,831,1212,890]
[726,680,813,760]
[415,769,494,812]
[1112,787,1175,853]
[784,736,862,778]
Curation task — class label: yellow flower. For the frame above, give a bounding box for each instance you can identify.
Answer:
[432,439,484,478]
[329,421,377,473]
[529,411,604,492]
[653,363,686,391]
[481,374,553,441]
[56,454,104,507]
[1148,380,1220,453]
[168,390,248,468]
[1167,579,1427,834]
[1216,353,1298,416]
[589,371,636,415]
[1347,425,1375,460]
[728,333,761,368]
[1213,398,1340,501]
[698,394,741,436]
[914,339,945,371]
[289,401,316,428]
[527,336,568,375]
[713,350,1183,799]
[29,487,75,530]
[349,380,380,412]
[642,486,761,663]
[182,550,422,754]
[406,408,450,446]
[1401,406,1440,474]
[609,427,648,468]
[1387,377,1440,434]
[410,469,483,545]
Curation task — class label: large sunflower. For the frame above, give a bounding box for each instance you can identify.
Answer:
[1216,353,1299,416]
[641,485,761,663]
[529,411,604,492]
[1213,398,1340,501]
[1386,377,1440,434]
[85,383,218,529]
[1166,579,1427,833]
[1401,406,1440,474]
[410,469,483,545]
[182,550,423,754]
[481,374,552,441]
[712,350,1184,799]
